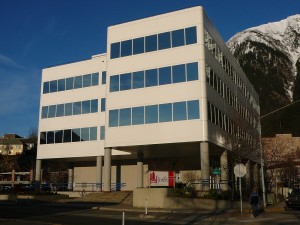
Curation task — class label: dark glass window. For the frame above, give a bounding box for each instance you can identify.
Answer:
[48,105,56,118]
[41,106,48,119]
[110,75,119,92]
[56,104,65,117]
[188,100,200,120]
[120,73,132,91]
[72,128,81,142]
[74,76,83,89]
[43,82,49,94]
[65,103,73,116]
[100,126,105,140]
[91,99,98,113]
[119,108,131,126]
[40,132,46,144]
[82,100,91,114]
[55,130,63,143]
[50,80,57,93]
[133,37,144,55]
[81,127,89,141]
[57,79,66,92]
[47,131,54,144]
[145,69,158,87]
[159,103,172,122]
[187,62,198,81]
[158,32,171,50]
[109,110,119,127]
[172,29,184,47]
[132,106,144,125]
[132,71,144,89]
[145,105,158,124]
[185,26,197,45]
[173,101,187,121]
[83,74,91,87]
[111,42,120,59]
[90,127,97,141]
[66,77,74,90]
[102,71,106,84]
[121,40,132,57]
[92,73,99,86]
[172,64,186,83]
[145,34,157,52]
[101,98,106,112]
[63,129,71,143]
[159,66,172,85]
[73,101,81,115]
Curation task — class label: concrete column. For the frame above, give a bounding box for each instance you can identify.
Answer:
[245,160,251,192]
[220,150,229,191]
[103,147,111,192]
[200,142,210,191]
[96,156,103,191]
[253,163,259,189]
[35,159,42,181]
[11,169,15,187]
[137,152,144,188]
[68,168,74,191]
[29,169,34,182]
[116,163,121,191]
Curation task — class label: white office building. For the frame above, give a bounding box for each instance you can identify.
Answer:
[36,6,260,192]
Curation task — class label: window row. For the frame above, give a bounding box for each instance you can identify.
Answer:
[43,71,106,94]
[109,100,200,127]
[41,99,105,119]
[110,26,197,59]
[40,126,98,144]
[110,62,198,92]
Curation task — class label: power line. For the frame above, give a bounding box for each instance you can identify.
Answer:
[260,99,300,119]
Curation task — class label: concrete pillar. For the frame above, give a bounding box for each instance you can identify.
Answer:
[29,169,34,182]
[245,160,251,192]
[200,142,210,191]
[35,159,42,181]
[116,163,121,191]
[11,169,15,187]
[220,150,229,191]
[137,152,144,188]
[103,147,111,192]
[68,167,74,191]
[96,156,103,191]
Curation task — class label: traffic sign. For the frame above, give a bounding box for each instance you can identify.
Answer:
[212,167,221,175]
[234,163,246,177]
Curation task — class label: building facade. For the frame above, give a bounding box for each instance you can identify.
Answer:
[36,6,261,192]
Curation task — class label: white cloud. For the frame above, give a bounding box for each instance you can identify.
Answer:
[0,54,24,69]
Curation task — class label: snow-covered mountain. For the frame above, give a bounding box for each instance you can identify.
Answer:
[227,15,300,115]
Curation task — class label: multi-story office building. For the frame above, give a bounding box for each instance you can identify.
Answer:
[36,6,261,192]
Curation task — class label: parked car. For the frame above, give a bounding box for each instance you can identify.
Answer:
[285,188,300,209]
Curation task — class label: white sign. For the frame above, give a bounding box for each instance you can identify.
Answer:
[149,171,175,187]
[234,163,246,177]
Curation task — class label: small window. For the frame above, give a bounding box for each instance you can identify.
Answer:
[50,80,58,93]
[132,71,145,89]
[66,77,74,90]
[81,127,90,141]
[121,40,132,57]
[82,100,91,114]
[72,128,81,142]
[187,100,200,120]
[120,73,132,91]
[159,66,171,85]
[90,127,97,141]
[110,75,120,92]
[48,105,56,118]
[185,26,197,45]
[159,103,172,122]
[91,99,98,113]
[74,76,83,89]
[41,106,48,119]
[111,42,120,59]
[83,74,91,87]
[92,73,99,86]
[101,98,106,112]
[100,126,105,140]
[63,129,71,143]
[40,132,46,144]
[109,110,119,127]
[133,37,144,55]
[145,69,158,87]
[187,62,198,81]
[55,130,63,143]
[73,101,81,115]
[47,131,54,144]
[145,105,158,124]
[172,29,185,47]
[173,101,187,121]
[102,71,106,84]
[132,106,144,125]
[172,64,186,83]
[158,32,171,50]
[119,108,131,126]
[43,82,49,94]
[57,79,66,92]
[65,103,73,116]
[145,34,157,52]
[56,104,65,117]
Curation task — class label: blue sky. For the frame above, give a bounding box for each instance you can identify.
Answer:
[0,0,299,138]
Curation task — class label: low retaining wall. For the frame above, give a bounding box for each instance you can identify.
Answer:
[0,194,68,202]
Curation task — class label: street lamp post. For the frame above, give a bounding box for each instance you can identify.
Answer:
[260,141,266,207]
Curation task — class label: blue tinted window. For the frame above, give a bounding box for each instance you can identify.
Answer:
[120,73,132,91]
[65,103,73,116]
[57,79,65,91]
[145,105,158,124]
[92,73,99,86]
[48,105,56,118]
[132,106,144,125]
[172,29,184,47]
[111,42,120,59]
[109,110,119,127]
[133,71,144,89]
[81,127,89,141]
[173,101,187,121]
[74,76,82,89]
[158,32,171,50]
[159,103,172,122]
[43,82,49,94]
[102,71,106,84]
[50,80,57,93]
[91,99,98,113]
[172,64,186,83]
[47,131,54,144]
[110,75,119,92]
[145,69,158,87]
[55,130,63,143]
[41,106,48,119]
[40,132,46,144]
[72,128,81,142]
[90,127,97,141]
[119,108,131,126]
[101,98,106,112]
[66,77,74,90]
[82,100,91,114]
[133,37,144,55]
[63,129,71,143]
[100,126,105,140]
[159,66,172,85]
[121,40,132,57]
[73,102,81,115]
[185,26,197,45]
[83,74,91,87]
[187,62,198,81]
[145,35,157,52]
[188,100,200,120]
[56,104,64,117]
